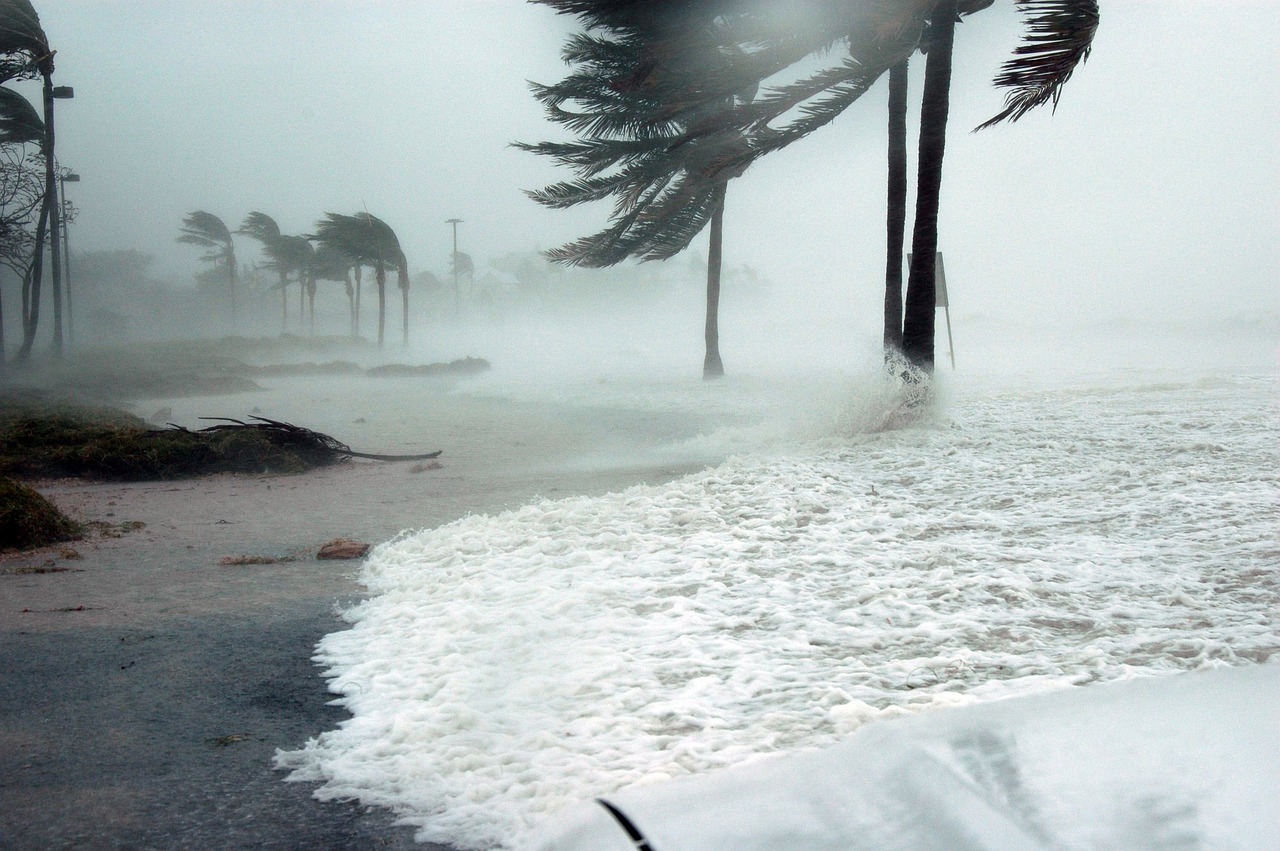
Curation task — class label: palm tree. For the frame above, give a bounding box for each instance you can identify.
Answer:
[1,0,65,361]
[277,234,315,333]
[883,59,909,361]
[237,211,290,331]
[0,84,43,366]
[528,0,1100,376]
[312,242,360,337]
[312,212,409,347]
[177,211,237,330]
[521,3,757,379]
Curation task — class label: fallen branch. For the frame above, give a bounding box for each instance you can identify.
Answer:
[191,416,442,462]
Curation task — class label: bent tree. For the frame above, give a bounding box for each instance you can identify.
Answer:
[521,2,759,379]
[312,212,409,347]
[525,0,1100,377]
[177,211,238,330]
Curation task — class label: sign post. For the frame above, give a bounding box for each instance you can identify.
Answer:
[935,252,955,370]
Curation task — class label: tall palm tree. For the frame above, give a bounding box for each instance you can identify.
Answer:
[312,212,408,347]
[237,211,290,331]
[899,3,958,373]
[883,59,909,361]
[521,3,757,379]
[1,0,64,361]
[527,0,1099,377]
[0,84,43,366]
[276,234,315,333]
[177,211,237,330]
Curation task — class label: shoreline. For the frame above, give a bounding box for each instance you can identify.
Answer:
[1,388,712,848]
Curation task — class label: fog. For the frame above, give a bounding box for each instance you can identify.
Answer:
[4,0,1278,378]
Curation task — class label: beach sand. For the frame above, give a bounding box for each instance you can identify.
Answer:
[0,376,716,849]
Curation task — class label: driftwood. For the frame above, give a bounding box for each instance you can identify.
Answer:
[185,416,443,462]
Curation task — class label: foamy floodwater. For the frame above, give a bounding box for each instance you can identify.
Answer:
[277,367,1279,850]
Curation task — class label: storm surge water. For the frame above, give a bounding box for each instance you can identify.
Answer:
[276,360,1278,850]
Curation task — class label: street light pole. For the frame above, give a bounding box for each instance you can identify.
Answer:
[446,218,463,314]
[59,170,79,347]
[44,83,73,357]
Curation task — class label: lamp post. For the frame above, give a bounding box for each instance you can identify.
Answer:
[446,218,463,314]
[45,83,73,356]
[59,169,79,346]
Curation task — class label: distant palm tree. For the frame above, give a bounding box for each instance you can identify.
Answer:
[276,234,315,333]
[237,211,292,331]
[177,211,237,329]
[312,242,360,336]
[312,212,409,347]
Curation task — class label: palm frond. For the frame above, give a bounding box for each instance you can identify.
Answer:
[976,0,1099,130]
[0,0,49,82]
[0,83,41,144]
[237,211,281,243]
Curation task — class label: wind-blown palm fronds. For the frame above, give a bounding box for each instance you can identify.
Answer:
[312,212,409,346]
[238,211,295,331]
[0,85,41,144]
[0,0,50,83]
[976,0,1099,130]
[177,210,238,327]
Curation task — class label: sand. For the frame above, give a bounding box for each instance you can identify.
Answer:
[0,377,716,849]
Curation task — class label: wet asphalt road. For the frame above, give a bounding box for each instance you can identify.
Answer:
[1,602,446,850]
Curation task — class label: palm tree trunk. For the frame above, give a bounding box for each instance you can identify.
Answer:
[307,277,316,335]
[16,194,51,363]
[279,271,288,332]
[376,262,386,348]
[344,271,356,337]
[354,266,363,337]
[884,59,909,360]
[901,2,957,374]
[400,273,409,347]
[227,251,237,333]
[703,182,728,380]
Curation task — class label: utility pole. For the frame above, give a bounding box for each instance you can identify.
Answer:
[44,82,73,357]
[446,218,463,314]
[59,169,79,347]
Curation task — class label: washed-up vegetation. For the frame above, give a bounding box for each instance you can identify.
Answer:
[0,395,345,480]
[0,475,82,550]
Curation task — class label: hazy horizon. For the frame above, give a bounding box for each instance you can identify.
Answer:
[5,1,1279,362]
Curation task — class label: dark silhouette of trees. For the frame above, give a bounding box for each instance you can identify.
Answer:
[312,212,408,347]
[177,211,238,330]
[1,0,68,363]
[0,86,43,370]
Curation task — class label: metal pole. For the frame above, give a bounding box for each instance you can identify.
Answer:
[934,251,956,370]
[60,172,78,347]
[43,78,63,357]
[446,218,462,314]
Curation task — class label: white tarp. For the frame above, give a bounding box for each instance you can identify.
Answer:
[530,664,1280,850]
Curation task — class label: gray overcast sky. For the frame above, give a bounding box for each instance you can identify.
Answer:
[24,0,1280,329]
